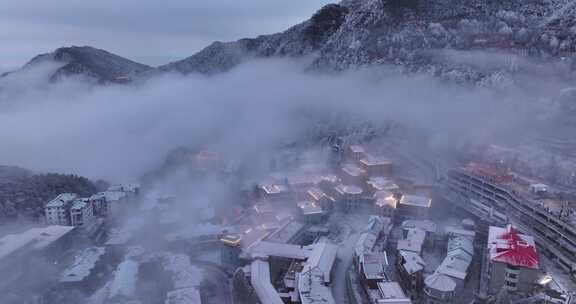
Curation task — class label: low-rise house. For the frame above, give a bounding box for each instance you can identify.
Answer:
[423,272,456,304]
[397,228,426,255]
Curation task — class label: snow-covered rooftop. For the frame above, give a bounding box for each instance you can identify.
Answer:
[298,267,336,304]
[264,220,305,244]
[335,184,363,195]
[349,145,365,153]
[108,258,139,300]
[61,247,106,282]
[246,241,314,260]
[342,163,366,177]
[360,252,388,281]
[402,220,437,234]
[355,232,378,257]
[399,195,431,208]
[399,250,425,274]
[376,281,412,304]
[397,228,426,254]
[424,272,456,292]
[260,184,288,195]
[303,241,338,284]
[71,199,90,211]
[251,259,284,304]
[488,225,539,269]
[369,177,400,192]
[307,187,328,201]
[46,193,77,208]
[298,201,324,215]
[360,155,392,166]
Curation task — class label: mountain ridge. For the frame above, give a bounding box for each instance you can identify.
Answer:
[3,0,576,86]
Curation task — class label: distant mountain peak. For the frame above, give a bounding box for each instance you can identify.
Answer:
[14,45,152,84]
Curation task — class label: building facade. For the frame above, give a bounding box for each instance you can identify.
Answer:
[45,193,78,226]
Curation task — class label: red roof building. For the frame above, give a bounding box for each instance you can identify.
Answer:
[488,225,539,269]
[487,225,541,294]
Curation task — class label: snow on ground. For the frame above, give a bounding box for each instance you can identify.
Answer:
[329,213,370,304]
[152,252,204,289]
[85,281,111,304]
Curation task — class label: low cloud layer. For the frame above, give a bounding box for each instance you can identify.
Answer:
[0,58,561,182]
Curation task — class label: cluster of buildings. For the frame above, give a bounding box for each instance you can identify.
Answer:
[423,226,475,304]
[254,144,433,226]
[444,163,576,277]
[45,184,140,227]
[219,218,339,304]
[353,216,415,304]
[224,143,439,304]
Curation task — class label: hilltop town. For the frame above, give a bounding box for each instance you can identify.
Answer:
[1,139,575,304]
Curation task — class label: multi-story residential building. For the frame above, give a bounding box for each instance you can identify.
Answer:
[307,187,336,212]
[367,177,400,195]
[486,225,540,294]
[359,155,393,177]
[341,163,368,186]
[444,163,576,276]
[89,192,109,217]
[297,201,325,225]
[45,193,78,226]
[335,184,366,212]
[347,145,367,161]
[396,250,425,300]
[358,252,389,289]
[70,198,95,226]
[258,183,291,202]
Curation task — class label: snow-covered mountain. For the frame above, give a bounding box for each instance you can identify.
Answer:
[4,0,576,84]
[157,0,576,83]
[2,46,152,84]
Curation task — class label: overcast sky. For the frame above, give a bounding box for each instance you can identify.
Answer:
[0,0,333,70]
